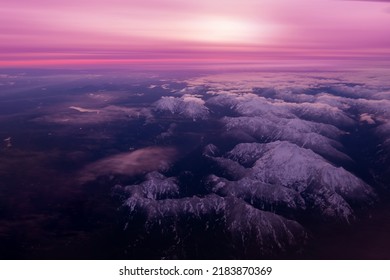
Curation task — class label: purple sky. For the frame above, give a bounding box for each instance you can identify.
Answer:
[1,0,390,67]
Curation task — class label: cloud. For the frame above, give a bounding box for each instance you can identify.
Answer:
[31,89,155,126]
[34,105,153,125]
[359,113,376,124]
[69,106,100,113]
[79,146,177,182]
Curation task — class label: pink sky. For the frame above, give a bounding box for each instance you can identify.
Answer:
[1,0,390,68]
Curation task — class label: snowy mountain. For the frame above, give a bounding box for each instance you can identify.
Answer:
[114,171,180,200]
[117,179,307,258]
[154,95,209,120]
[112,71,389,258]
[207,141,376,223]
[222,116,351,162]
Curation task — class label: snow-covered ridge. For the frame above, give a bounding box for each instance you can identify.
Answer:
[207,141,376,223]
[114,170,308,258]
[222,116,351,162]
[206,175,306,219]
[118,180,307,258]
[116,171,180,200]
[154,95,209,120]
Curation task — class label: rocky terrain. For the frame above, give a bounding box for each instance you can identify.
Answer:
[113,71,390,258]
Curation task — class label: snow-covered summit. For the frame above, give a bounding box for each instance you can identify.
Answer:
[154,95,209,120]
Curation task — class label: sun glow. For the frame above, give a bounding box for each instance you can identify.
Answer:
[182,16,263,44]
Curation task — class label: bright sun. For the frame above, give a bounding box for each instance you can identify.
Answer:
[182,16,260,44]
